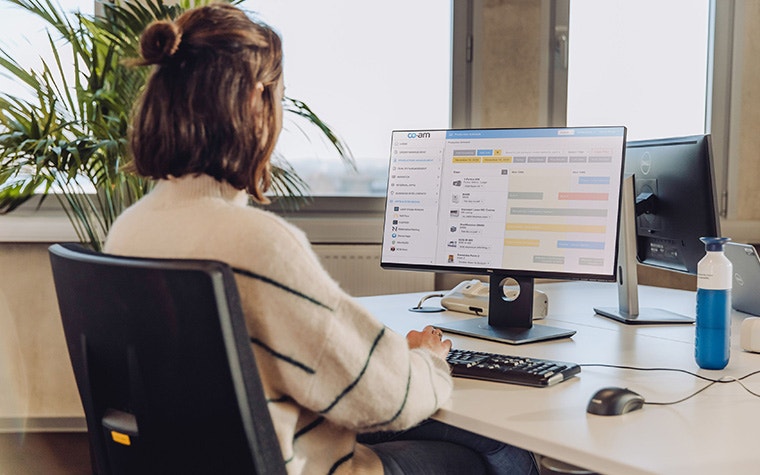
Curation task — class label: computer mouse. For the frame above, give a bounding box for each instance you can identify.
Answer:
[586,387,645,416]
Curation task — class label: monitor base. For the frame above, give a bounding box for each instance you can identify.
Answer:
[594,306,695,324]
[435,318,576,345]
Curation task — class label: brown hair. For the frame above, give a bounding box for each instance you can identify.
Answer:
[129,3,283,203]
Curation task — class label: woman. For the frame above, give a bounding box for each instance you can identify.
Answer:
[106,4,537,474]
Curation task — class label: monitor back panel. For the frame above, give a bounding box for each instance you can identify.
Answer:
[725,242,760,316]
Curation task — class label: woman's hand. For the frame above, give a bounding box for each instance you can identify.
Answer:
[406,325,452,360]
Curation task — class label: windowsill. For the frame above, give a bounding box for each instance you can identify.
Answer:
[0,196,79,242]
[0,212,79,242]
[3,195,759,245]
[0,195,387,244]
[269,196,385,244]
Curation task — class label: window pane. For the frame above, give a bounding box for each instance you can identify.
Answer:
[0,0,93,102]
[567,0,710,140]
[245,1,452,195]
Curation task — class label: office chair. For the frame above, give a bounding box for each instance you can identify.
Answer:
[48,243,286,475]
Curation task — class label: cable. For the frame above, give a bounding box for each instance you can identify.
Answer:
[733,378,760,398]
[643,380,720,406]
[579,363,760,406]
[409,293,446,313]
[414,293,444,308]
[580,363,723,382]
[736,368,760,382]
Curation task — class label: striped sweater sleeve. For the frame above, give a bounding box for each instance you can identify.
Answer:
[305,296,452,433]
[233,217,453,433]
[238,268,453,434]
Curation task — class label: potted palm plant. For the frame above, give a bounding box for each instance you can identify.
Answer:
[0,0,353,250]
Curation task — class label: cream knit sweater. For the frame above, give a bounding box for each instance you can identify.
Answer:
[104,174,453,474]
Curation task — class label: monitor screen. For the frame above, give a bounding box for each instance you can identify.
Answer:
[381,127,627,281]
[380,126,627,344]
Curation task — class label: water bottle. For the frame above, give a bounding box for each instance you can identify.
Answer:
[695,237,732,370]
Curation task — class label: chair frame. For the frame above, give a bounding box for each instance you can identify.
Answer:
[49,243,285,475]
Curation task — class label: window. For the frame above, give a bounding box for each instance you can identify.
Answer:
[2,1,450,198]
[245,1,452,196]
[0,0,93,102]
[566,0,711,141]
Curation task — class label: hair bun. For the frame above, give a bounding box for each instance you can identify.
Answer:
[140,21,182,64]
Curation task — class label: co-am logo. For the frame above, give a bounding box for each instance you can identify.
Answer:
[407,132,432,139]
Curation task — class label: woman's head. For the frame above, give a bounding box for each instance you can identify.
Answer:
[130,3,283,203]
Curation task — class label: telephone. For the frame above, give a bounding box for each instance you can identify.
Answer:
[441,279,548,319]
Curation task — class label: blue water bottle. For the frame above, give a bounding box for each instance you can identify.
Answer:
[695,237,732,370]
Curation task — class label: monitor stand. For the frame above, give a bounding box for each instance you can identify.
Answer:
[593,176,694,324]
[436,275,576,345]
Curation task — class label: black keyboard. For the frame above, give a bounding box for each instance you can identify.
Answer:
[446,348,581,387]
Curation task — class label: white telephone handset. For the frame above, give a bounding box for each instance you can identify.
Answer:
[459,279,490,297]
[441,279,548,319]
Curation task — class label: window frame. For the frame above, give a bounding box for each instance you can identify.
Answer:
[6,0,756,244]
[549,0,733,220]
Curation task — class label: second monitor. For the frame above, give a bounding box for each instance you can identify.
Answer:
[381,126,627,344]
[594,134,721,324]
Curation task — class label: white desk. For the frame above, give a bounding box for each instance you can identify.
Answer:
[357,281,760,475]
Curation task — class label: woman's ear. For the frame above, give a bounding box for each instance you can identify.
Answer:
[251,82,265,111]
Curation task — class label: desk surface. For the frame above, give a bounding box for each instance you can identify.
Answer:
[357,281,760,475]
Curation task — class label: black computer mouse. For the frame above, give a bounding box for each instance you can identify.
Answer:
[587,387,645,416]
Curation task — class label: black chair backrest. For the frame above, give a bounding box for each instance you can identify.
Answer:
[48,243,285,475]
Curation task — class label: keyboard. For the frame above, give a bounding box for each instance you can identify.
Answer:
[446,348,581,387]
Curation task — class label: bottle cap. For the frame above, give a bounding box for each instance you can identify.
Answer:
[700,236,731,252]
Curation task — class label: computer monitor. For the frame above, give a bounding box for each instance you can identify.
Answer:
[381,126,627,344]
[594,134,721,324]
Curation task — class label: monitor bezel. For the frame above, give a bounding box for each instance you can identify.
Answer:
[380,125,628,284]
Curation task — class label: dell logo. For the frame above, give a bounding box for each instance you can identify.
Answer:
[407,132,431,139]
[640,152,652,175]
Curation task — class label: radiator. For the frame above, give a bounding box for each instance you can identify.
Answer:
[313,244,434,297]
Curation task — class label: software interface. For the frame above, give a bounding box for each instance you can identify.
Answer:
[382,127,626,278]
